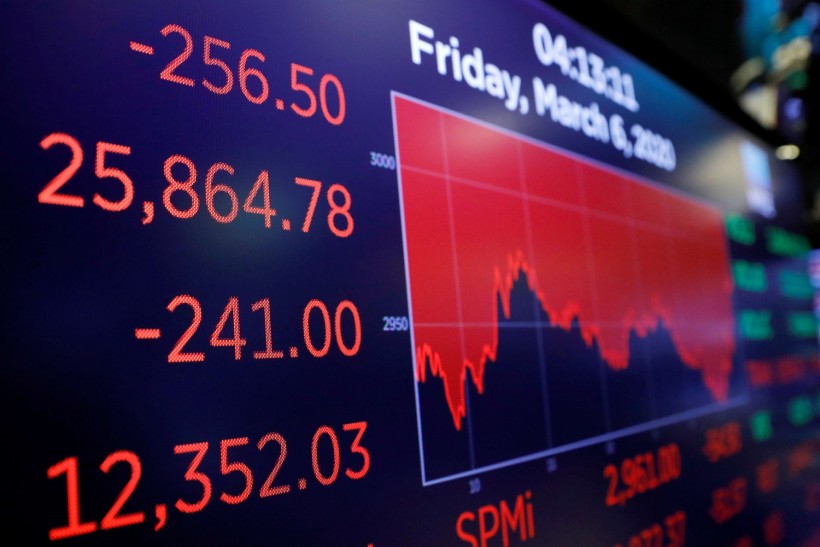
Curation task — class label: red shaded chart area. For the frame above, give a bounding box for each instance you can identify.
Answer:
[394,94,736,439]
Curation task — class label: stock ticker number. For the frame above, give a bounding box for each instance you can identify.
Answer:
[709,477,747,524]
[702,422,743,463]
[134,296,362,363]
[46,422,369,541]
[38,133,353,236]
[604,443,681,507]
[615,510,686,547]
[131,24,345,125]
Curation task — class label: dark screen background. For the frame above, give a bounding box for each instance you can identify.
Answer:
[2,1,818,545]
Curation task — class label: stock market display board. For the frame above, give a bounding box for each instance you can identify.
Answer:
[3,1,820,545]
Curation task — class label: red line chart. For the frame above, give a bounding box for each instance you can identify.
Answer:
[394,93,736,440]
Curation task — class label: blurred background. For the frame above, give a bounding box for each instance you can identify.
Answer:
[547,0,820,245]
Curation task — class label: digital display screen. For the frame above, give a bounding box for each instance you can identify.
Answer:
[4,1,820,545]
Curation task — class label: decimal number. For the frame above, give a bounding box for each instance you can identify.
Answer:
[37,133,354,237]
[162,295,361,363]
[709,477,746,524]
[382,316,409,332]
[155,24,345,125]
[616,510,686,547]
[46,422,369,541]
[702,421,742,463]
[604,443,681,507]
